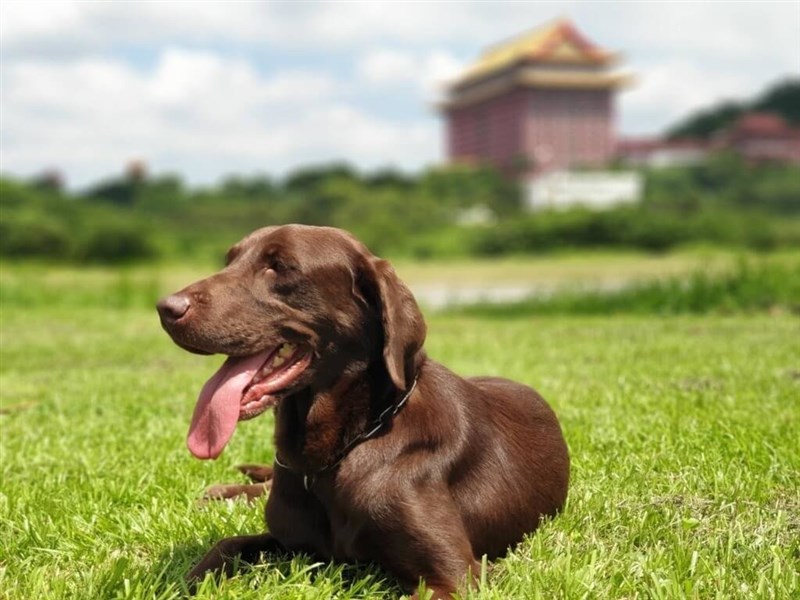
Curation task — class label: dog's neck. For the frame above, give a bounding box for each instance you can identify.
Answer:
[273,354,424,476]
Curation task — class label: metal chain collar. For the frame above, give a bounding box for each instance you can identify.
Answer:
[274,376,419,491]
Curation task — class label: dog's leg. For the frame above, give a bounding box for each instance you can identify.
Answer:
[186,532,284,589]
[202,483,269,503]
[236,464,273,483]
[381,485,481,600]
[202,464,274,502]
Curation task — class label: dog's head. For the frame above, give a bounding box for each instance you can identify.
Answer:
[157,225,426,459]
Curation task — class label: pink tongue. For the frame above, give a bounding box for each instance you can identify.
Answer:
[187,352,270,459]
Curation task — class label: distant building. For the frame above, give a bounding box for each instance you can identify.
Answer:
[527,170,643,210]
[616,112,800,168]
[717,112,800,164]
[439,19,640,211]
[440,19,632,177]
[616,138,711,168]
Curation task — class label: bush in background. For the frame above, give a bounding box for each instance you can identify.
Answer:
[79,222,156,263]
[1,156,798,264]
[0,179,158,264]
[0,214,73,258]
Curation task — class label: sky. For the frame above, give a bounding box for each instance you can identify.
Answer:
[1,1,799,189]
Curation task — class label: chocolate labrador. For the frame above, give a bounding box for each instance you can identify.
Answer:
[157,225,569,599]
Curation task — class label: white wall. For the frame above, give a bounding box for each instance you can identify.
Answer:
[525,170,643,211]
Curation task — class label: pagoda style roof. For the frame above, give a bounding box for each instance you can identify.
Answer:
[456,19,616,85]
[441,19,632,109]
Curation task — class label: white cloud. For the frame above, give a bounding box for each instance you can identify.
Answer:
[620,60,754,135]
[616,2,799,66]
[0,2,268,56]
[423,51,465,98]
[1,1,798,184]
[0,1,84,47]
[4,1,797,63]
[0,2,534,54]
[356,48,463,101]
[1,49,437,187]
[147,48,337,113]
[358,49,418,87]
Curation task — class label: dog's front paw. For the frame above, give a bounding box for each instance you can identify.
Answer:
[200,482,269,504]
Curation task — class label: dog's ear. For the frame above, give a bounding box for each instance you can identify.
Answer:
[360,258,426,390]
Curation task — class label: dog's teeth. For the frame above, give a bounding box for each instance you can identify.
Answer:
[278,343,294,357]
[273,355,286,367]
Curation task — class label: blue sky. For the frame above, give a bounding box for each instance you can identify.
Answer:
[2,1,798,188]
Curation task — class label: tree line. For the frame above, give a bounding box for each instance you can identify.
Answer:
[3,151,799,264]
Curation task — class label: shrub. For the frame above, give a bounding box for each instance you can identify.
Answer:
[0,215,73,258]
[466,206,787,256]
[79,223,156,263]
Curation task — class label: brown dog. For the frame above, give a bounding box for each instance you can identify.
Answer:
[157,225,569,599]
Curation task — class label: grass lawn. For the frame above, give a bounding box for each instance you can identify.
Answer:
[1,266,798,599]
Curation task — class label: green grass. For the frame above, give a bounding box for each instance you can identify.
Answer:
[1,266,798,599]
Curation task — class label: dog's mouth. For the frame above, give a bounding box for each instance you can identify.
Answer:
[186,343,311,460]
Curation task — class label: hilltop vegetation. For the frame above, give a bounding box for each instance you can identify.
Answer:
[666,78,800,139]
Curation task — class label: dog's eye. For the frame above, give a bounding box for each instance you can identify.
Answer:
[268,257,293,274]
[261,250,296,278]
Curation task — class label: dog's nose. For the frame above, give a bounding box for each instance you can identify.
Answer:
[157,294,191,321]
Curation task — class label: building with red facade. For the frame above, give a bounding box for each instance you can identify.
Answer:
[616,112,800,168]
[439,20,797,210]
[440,19,631,177]
[718,112,800,164]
